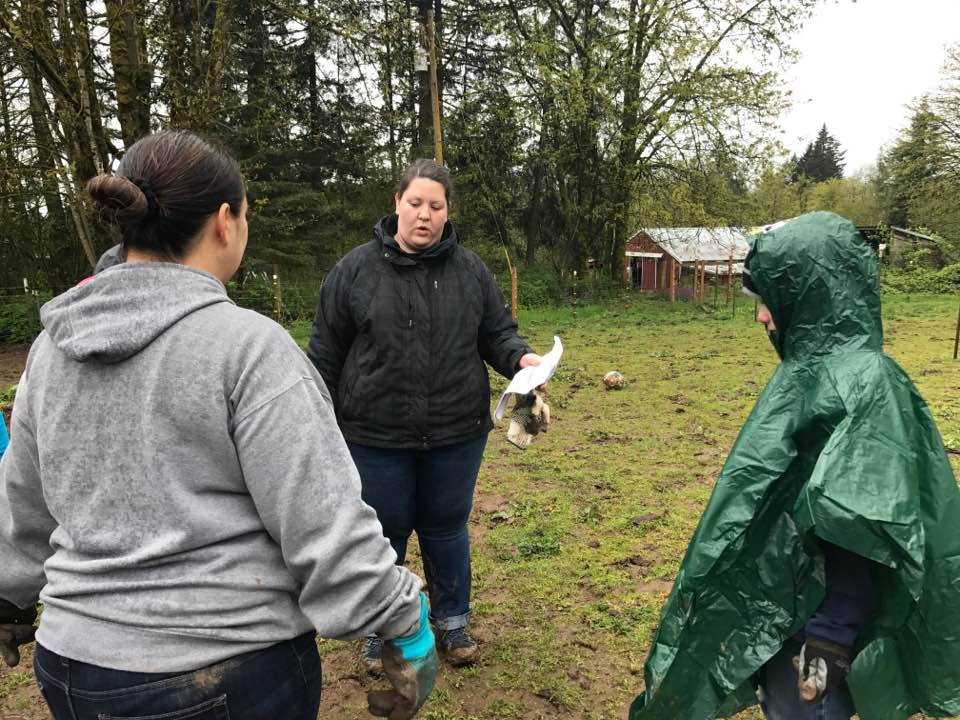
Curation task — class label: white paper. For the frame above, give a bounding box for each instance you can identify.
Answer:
[495,336,563,420]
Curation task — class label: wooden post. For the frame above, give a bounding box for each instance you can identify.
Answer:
[572,270,578,318]
[502,248,518,322]
[727,255,733,305]
[731,274,737,319]
[669,258,676,303]
[954,302,960,359]
[427,9,443,165]
[272,265,282,322]
[713,263,719,307]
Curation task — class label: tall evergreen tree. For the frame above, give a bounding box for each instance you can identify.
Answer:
[792,124,846,182]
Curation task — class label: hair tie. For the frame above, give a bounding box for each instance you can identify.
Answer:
[128,176,159,220]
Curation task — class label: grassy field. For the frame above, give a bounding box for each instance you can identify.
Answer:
[2,292,958,719]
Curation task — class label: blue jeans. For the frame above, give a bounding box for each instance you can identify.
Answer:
[34,633,321,720]
[759,639,855,720]
[348,436,487,630]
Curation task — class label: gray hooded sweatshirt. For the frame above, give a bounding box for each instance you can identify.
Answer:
[0,263,421,672]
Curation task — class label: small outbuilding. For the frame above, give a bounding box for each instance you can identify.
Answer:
[624,227,752,302]
[887,227,944,267]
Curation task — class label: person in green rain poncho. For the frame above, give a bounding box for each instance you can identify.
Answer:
[630,211,960,720]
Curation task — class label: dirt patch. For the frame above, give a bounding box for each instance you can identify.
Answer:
[0,344,29,388]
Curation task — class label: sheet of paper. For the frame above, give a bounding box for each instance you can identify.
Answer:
[495,335,563,420]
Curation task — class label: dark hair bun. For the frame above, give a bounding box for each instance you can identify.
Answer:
[87,175,149,225]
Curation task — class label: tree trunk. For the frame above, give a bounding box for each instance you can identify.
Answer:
[382,0,398,180]
[104,0,152,149]
[68,0,111,171]
[165,0,190,126]
[197,0,233,130]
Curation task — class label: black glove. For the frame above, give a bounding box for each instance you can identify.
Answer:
[367,592,439,720]
[507,391,550,449]
[792,636,851,703]
[0,598,38,668]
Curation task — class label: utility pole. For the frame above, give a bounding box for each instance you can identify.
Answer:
[414,2,442,161]
[427,8,443,164]
[414,4,431,157]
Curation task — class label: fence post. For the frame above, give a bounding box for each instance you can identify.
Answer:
[669,259,676,303]
[572,270,578,319]
[726,255,733,305]
[272,266,282,323]
[502,248,518,323]
[953,302,959,360]
[731,275,737,319]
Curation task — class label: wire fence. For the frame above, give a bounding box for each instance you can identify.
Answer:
[0,263,751,346]
[0,273,323,345]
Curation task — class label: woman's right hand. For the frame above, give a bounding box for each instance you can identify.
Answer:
[519,353,548,390]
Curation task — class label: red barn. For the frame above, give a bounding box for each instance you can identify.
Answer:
[624,227,751,302]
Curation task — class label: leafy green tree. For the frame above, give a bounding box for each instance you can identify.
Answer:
[748,162,802,224]
[492,0,817,275]
[805,173,881,225]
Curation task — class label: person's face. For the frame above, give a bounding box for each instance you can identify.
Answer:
[756,302,776,333]
[394,177,448,252]
[212,197,248,281]
[223,198,248,279]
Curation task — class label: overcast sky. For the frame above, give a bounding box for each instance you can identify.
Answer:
[777,0,960,175]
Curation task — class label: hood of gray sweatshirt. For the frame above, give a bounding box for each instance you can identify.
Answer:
[43,262,227,363]
[0,262,420,672]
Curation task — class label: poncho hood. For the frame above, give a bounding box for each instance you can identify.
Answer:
[747,211,883,359]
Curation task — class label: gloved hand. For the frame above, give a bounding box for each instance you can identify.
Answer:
[792,636,851,703]
[0,598,38,668]
[507,390,550,449]
[367,592,439,719]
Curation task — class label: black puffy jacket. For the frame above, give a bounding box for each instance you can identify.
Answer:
[307,216,532,449]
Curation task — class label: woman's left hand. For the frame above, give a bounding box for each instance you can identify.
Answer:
[519,353,547,390]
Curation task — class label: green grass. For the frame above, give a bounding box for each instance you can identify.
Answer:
[291,291,960,719]
[1,291,957,720]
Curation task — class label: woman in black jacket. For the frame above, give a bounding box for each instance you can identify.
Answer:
[307,159,540,668]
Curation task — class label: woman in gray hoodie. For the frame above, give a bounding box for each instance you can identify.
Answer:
[0,130,437,720]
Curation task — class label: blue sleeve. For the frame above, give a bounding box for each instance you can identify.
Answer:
[805,541,877,647]
[0,415,8,461]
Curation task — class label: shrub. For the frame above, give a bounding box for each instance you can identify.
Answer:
[0,294,48,343]
[882,264,960,294]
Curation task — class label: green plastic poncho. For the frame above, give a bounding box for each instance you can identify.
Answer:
[630,212,960,720]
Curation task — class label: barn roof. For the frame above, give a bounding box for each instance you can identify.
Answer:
[634,227,752,263]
